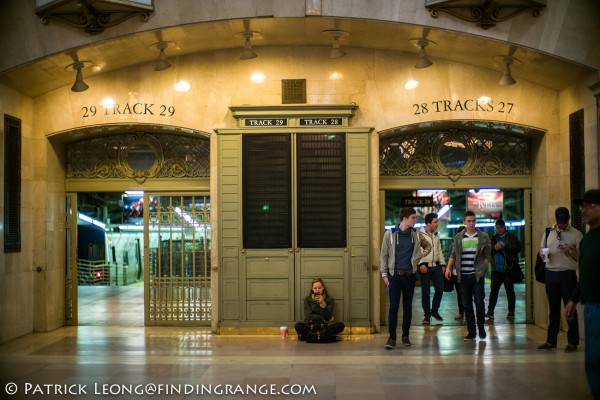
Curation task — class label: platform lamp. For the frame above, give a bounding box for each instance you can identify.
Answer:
[322,30,349,59]
[65,61,93,92]
[409,38,436,69]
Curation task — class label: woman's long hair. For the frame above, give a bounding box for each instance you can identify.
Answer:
[308,278,327,297]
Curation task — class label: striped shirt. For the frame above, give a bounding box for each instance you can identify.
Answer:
[460,232,478,275]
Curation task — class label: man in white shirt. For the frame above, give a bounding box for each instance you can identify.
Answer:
[418,213,447,325]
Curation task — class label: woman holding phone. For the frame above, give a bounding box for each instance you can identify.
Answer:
[294,278,345,341]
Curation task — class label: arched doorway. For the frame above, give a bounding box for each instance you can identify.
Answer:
[378,120,543,325]
[58,124,212,326]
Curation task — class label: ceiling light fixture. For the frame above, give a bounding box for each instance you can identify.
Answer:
[322,30,349,59]
[153,41,172,71]
[65,61,92,92]
[409,38,436,69]
[237,31,258,60]
[499,56,519,85]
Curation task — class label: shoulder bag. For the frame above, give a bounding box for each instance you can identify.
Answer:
[534,228,551,284]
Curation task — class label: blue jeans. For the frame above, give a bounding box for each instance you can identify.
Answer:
[387,273,417,339]
[584,303,600,398]
[544,270,579,346]
[459,274,486,336]
[487,270,515,316]
[419,264,444,316]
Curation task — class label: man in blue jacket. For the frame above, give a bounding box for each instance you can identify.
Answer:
[445,211,491,341]
[380,207,429,349]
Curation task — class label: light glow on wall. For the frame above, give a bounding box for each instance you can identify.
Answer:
[251,72,266,83]
[174,81,191,92]
[404,80,419,90]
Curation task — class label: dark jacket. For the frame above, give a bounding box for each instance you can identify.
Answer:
[303,295,335,323]
[490,232,521,272]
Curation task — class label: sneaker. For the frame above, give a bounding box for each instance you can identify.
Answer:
[537,342,557,350]
[463,333,476,341]
[485,312,494,319]
[402,336,411,347]
[454,313,464,320]
[422,316,430,325]
[507,313,515,319]
[479,331,487,340]
[565,344,578,352]
[384,338,396,350]
[432,311,443,321]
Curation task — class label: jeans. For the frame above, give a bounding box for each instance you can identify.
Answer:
[419,264,444,316]
[544,270,579,346]
[459,274,486,336]
[295,321,345,337]
[487,270,515,316]
[387,273,417,339]
[584,303,600,399]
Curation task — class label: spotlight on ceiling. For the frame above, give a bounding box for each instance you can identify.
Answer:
[409,38,436,69]
[238,31,258,60]
[65,61,92,92]
[499,56,519,85]
[322,30,349,59]
[153,41,172,71]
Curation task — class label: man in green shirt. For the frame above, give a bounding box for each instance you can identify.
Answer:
[566,189,600,400]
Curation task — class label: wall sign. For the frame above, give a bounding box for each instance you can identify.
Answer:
[81,103,175,118]
[401,196,434,207]
[413,99,514,115]
[244,118,288,126]
[299,117,342,126]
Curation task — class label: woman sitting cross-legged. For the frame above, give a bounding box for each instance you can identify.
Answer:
[295,278,345,341]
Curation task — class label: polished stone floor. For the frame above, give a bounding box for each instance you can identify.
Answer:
[0,284,592,400]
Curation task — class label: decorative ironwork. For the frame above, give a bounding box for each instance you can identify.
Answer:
[147,195,211,324]
[380,122,532,181]
[67,132,210,183]
[425,0,546,30]
[282,79,307,104]
[4,115,21,253]
[36,0,153,35]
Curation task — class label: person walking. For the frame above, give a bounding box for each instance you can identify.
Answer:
[537,207,582,352]
[380,207,429,349]
[486,219,522,320]
[565,190,600,399]
[444,211,491,341]
[418,213,447,325]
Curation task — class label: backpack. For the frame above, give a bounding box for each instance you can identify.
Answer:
[306,320,338,343]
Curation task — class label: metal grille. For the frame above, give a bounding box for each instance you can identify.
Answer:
[380,124,531,181]
[65,196,74,321]
[242,134,292,248]
[569,109,585,232]
[297,133,346,248]
[147,195,211,324]
[4,115,21,253]
[282,79,307,104]
[67,132,210,183]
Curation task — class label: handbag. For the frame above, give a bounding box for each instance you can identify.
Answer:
[534,228,551,284]
[306,320,338,343]
[507,262,525,284]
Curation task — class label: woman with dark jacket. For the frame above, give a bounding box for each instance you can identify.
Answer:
[295,278,345,341]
